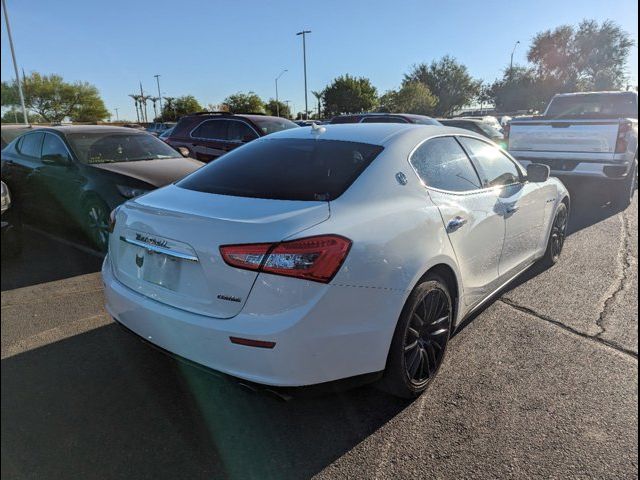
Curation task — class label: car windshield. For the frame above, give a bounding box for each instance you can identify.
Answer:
[177,137,384,201]
[546,93,638,118]
[66,132,179,164]
[251,117,299,135]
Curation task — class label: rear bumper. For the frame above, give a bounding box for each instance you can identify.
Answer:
[102,255,406,387]
[512,151,636,179]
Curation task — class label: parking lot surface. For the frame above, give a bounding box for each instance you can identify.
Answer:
[1,184,638,479]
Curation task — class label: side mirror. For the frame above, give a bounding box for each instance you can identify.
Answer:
[42,153,70,166]
[527,163,550,183]
[176,147,191,158]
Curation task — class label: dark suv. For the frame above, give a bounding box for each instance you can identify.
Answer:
[166,112,298,162]
[328,113,441,125]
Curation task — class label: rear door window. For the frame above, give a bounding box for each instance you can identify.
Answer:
[191,120,228,140]
[41,134,72,161]
[178,138,384,201]
[17,132,45,159]
[410,136,482,192]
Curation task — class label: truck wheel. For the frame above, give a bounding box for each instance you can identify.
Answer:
[611,160,637,211]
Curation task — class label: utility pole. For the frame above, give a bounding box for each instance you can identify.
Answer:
[275,69,287,117]
[114,108,119,121]
[510,40,520,75]
[154,74,163,121]
[2,0,28,124]
[296,30,311,120]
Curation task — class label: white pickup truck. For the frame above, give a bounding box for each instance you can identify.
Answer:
[507,91,638,208]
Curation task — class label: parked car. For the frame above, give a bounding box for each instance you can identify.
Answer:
[507,91,638,209]
[146,122,176,136]
[438,118,505,147]
[103,123,569,398]
[1,180,21,256]
[1,126,203,251]
[329,113,441,125]
[165,112,298,163]
[458,115,504,133]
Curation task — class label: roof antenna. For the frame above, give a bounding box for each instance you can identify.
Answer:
[310,122,326,135]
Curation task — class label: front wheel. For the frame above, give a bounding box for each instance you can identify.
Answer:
[83,197,110,252]
[539,202,568,268]
[379,274,453,399]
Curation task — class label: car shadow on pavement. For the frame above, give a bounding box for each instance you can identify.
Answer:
[1,323,408,480]
[1,226,103,291]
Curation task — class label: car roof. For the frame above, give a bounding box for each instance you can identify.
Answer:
[439,118,482,124]
[34,125,150,135]
[263,122,464,146]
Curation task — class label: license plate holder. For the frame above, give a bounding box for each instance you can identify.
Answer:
[138,250,181,291]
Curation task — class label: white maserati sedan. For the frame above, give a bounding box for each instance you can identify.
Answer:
[102,123,569,398]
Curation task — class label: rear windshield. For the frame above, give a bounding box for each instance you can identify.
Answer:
[251,117,298,135]
[545,93,638,119]
[177,138,384,201]
[67,132,180,164]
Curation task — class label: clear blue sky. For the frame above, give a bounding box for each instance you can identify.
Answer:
[1,0,638,120]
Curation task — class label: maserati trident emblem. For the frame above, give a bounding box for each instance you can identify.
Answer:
[135,254,144,268]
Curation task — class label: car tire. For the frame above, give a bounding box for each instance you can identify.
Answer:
[539,202,568,268]
[611,160,637,211]
[83,197,110,252]
[378,274,453,399]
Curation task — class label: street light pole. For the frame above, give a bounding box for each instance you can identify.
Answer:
[2,0,28,124]
[275,69,287,117]
[154,74,163,121]
[509,40,520,74]
[114,108,119,121]
[296,30,311,120]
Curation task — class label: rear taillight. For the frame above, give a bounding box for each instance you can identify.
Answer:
[220,235,352,283]
[615,121,633,153]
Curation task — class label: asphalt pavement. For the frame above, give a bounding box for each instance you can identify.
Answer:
[1,183,637,480]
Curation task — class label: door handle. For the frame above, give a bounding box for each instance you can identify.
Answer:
[505,205,519,214]
[446,216,467,233]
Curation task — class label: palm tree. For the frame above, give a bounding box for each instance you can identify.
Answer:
[163,97,176,121]
[128,94,142,122]
[311,90,324,119]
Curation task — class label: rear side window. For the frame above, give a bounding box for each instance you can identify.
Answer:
[410,136,482,192]
[17,132,44,158]
[227,121,258,142]
[459,137,521,188]
[178,138,384,201]
[42,134,71,161]
[191,120,228,140]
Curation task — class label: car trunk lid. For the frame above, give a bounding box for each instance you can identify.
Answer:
[109,184,330,318]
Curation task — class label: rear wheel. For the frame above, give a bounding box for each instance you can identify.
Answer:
[83,197,110,252]
[539,202,568,268]
[611,160,637,211]
[379,274,453,399]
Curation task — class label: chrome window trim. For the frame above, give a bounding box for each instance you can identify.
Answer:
[406,133,525,197]
[189,118,260,143]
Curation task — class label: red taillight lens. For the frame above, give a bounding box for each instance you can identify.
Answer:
[615,121,632,154]
[220,235,352,283]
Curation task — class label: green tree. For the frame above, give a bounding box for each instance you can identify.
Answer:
[160,95,202,121]
[1,72,109,122]
[379,82,437,115]
[322,75,378,117]
[489,66,556,112]
[264,99,291,118]
[528,19,634,91]
[404,56,481,116]
[1,108,43,123]
[223,92,265,114]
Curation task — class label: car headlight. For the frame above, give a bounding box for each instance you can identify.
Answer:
[117,185,149,199]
